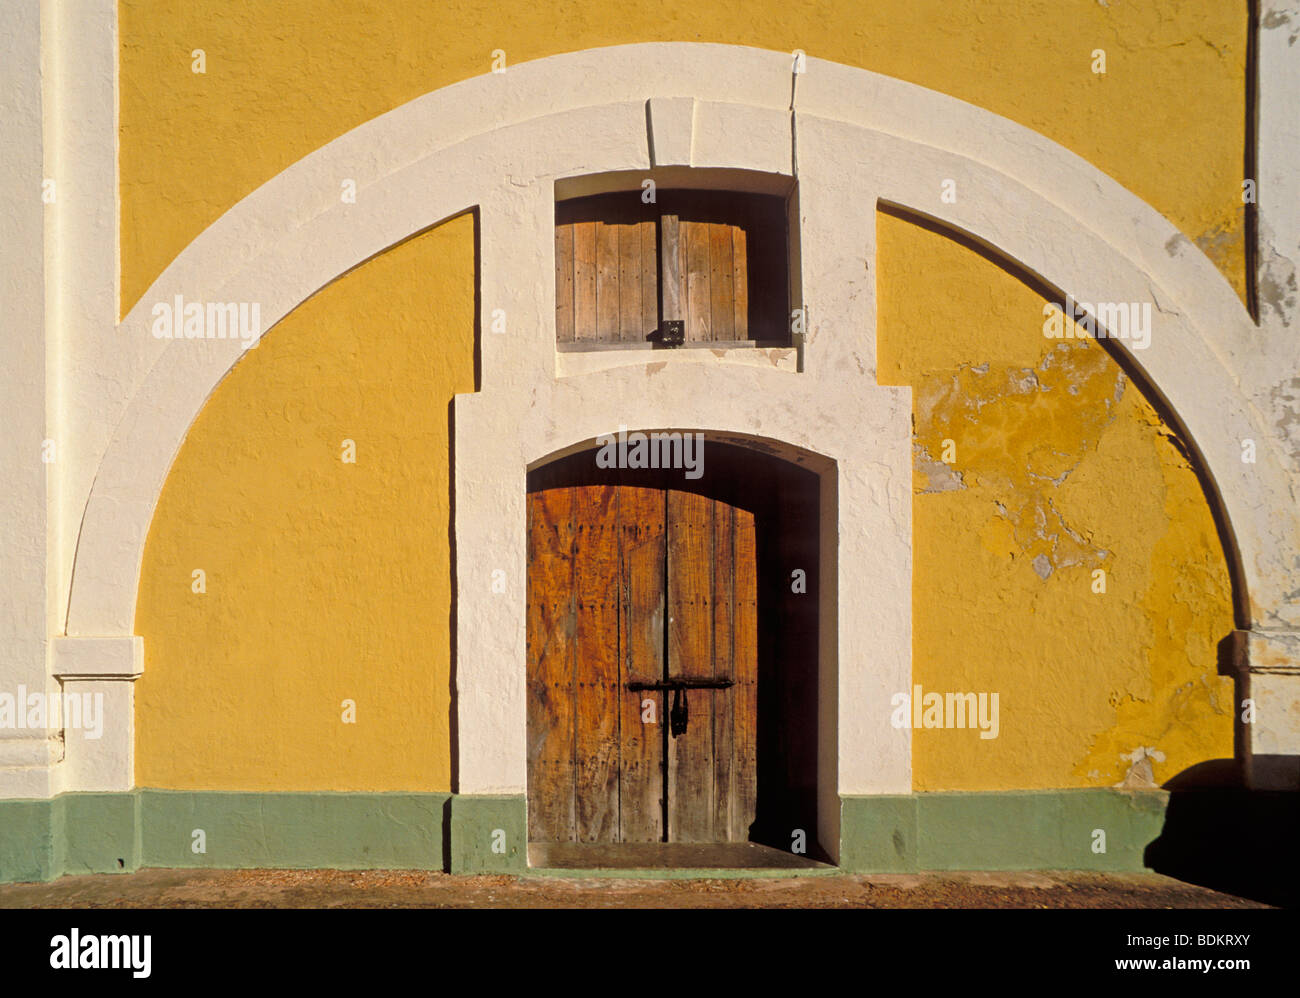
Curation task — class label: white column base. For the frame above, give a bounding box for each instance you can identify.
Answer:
[51,636,142,793]
[1246,630,1300,789]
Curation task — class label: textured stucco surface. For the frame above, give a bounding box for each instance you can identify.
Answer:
[118,0,1249,315]
[877,212,1236,791]
[133,216,475,791]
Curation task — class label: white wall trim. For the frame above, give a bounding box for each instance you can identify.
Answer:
[52,636,142,678]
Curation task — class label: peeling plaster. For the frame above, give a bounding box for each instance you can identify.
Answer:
[1117,746,1166,789]
[1270,375,1300,471]
[913,344,1121,579]
[879,212,1235,791]
[1258,222,1299,328]
[914,447,964,495]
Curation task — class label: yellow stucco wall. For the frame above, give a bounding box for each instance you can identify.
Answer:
[119,0,1248,316]
[877,211,1236,791]
[133,215,476,791]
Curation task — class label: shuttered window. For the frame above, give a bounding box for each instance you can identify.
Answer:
[555,190,790,348]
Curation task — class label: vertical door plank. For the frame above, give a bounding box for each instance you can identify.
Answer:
[595,219,621,342]
[572,484,621,842]
[685,220,712,342]
[573,221,597,341]
[732,224,749,340]
[679,218,689,335]
[660,214,682,322]
[640,219,658,340]
[555,224,575,343]
[666,490,715,841]
[710,500,737,839]
[526,489,577,842]
[619,216,643,343]
[731,506,759,841]
[709,223,735,342]
[667,490,715,683]
[619,486,666,842]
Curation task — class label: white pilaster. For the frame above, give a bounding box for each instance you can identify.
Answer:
[0,0,55,799]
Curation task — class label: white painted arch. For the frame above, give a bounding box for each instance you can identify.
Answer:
[59,43,1300,800]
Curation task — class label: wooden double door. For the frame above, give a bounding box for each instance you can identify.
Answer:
[526,482,759,844]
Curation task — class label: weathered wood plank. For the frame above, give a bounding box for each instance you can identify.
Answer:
[709,223,735,342]
[619,215,642,343]
[526,488,577,842]
[667,490,715,684]
[595,220,621,342]
[667,489,715,841]
[660,214,681,322]
[572,485,621,842]
[732,505,759,841]
[555,223,575,343]
[685,220,712,342]
[679,218,689,334]
[732,223,748,340]
[573,221,597,341]
[619,486,666,842]
[710,501,737,839]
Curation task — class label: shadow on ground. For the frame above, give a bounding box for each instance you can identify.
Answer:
[1147,759,1298,908]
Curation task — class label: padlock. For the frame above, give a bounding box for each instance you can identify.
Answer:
[669,686,689,738]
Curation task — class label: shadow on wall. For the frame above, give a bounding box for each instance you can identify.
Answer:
[1146,760,1299,907]
[447,207,481,800]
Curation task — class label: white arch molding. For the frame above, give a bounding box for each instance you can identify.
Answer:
[50,43,1299,802]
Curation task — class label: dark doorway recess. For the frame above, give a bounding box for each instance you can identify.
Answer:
[525,440,822,868]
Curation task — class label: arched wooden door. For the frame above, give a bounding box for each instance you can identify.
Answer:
[526,483,758,846]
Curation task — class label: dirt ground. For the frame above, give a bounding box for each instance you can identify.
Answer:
[0,868,1274,908]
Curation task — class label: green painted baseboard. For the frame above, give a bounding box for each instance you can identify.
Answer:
[839,790,1170,873]
[448,794,526,874]
[0,787,1232,883]
[138,790,450,871]
[0,790,450,883]
[0,798,62,882]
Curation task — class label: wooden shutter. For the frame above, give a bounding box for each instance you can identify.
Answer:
[556,190,785,346]
[672,216,748,343]
[556,201,657,345]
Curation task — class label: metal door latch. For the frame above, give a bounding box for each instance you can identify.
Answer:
[626,678,734,738]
